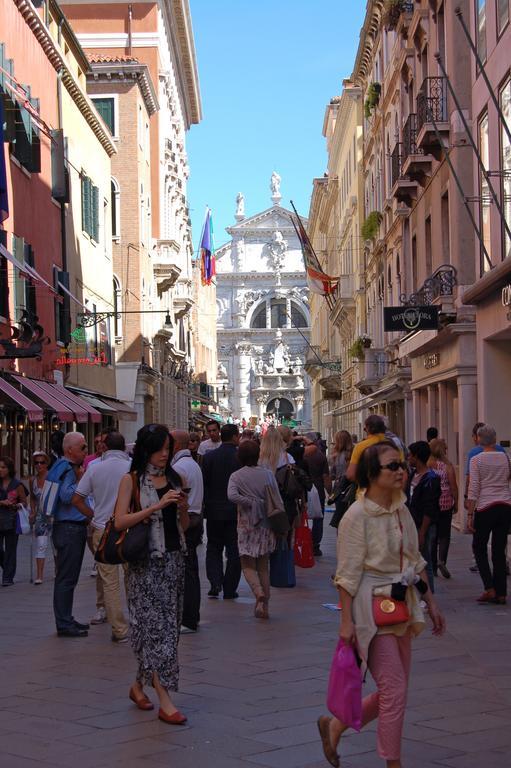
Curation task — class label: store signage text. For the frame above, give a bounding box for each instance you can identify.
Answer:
[384,306,439,332]
[424,353,440,369]
[502,283,511,307]
[55,352,107,367]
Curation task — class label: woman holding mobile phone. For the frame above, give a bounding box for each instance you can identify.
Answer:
[114,424,190,724]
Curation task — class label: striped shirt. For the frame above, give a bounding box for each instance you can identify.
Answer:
[468,450,511,511]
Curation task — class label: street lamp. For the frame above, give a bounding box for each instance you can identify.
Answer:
[76,310,173,329]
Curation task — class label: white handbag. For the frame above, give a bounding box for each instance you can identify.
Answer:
[306,485,323,519]
[17,505,31,535]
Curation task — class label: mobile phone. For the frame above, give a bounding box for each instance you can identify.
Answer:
[181,488,191,494]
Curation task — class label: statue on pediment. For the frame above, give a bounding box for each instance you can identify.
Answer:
[235,192,245,219]
[266,230,287,271]
[270,171,281,197]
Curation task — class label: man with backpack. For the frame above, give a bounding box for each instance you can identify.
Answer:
[407,441,441,592]
[47,432,92,637]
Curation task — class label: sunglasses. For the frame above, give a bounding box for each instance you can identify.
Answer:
[380,461,406,472]
[34,460,47,465]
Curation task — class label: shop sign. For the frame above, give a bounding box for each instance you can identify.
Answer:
[502,284,511,307]
[191,399,201,411]
[384,306,439,332]
[424,353,440,370]
[55,352,107,366]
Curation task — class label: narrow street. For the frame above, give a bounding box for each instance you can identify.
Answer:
[1,522,511,768]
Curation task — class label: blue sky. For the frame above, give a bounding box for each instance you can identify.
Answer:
[187,0,366,252]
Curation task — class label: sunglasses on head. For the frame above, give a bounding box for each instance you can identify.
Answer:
[380,460,406,472]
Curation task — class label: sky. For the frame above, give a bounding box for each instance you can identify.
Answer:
[186,0,366,253]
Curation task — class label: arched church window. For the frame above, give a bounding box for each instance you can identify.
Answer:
[291,304,307,328]
[270,299,287,328]
[251,304,267,328]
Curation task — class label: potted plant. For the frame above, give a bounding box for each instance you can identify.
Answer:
[364,82,381,118]
[361,210,383,241]
[382,0,409,31]
[348,337,366,360]
[360,333,372,348]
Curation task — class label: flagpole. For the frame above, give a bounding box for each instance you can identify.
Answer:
[195,205,209,262]
[289,201,335,311]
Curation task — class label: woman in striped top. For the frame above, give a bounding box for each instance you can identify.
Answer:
[467,425,511,605]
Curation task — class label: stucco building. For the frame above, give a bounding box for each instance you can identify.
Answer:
[462,0,511,455]
[216,182,311,427]
[307,82,365,442]
[62,0,202,432]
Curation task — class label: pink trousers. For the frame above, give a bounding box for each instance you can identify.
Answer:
[362,631,412,761]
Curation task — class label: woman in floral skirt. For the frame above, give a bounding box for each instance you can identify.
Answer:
[227,440,282,619]
[114,424,189,724]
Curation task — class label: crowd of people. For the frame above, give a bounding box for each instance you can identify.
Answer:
[0,413,509,766]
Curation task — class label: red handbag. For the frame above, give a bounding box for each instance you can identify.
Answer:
[294,512,314,568]
[372,510,410,627]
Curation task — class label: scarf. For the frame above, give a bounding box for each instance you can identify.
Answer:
[139,463,186,558]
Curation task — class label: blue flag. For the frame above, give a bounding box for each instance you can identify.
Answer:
[200,208,215,285]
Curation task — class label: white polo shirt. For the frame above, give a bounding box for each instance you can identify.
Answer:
[171,449,204,515]
[75,450,131,529]
[197,438,221,457]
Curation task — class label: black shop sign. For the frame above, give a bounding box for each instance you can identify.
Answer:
[384,306,439,332]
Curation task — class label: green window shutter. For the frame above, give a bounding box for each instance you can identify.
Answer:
[92,185,99,242]
[92,98,115,135]
[81,176,87,233]
[12,235,25,317]
[82,176,93,236]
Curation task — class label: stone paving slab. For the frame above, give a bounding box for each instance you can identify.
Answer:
[1,523,511,767]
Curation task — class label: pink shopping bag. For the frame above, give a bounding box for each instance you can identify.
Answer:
[326,639,362,731]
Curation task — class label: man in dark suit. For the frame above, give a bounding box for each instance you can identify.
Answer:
[202,424,241,599]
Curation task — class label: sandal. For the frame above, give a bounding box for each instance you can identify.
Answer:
[317,716,339,767]
[254,596,266,619]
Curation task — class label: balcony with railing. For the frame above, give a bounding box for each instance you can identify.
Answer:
[330,274,355,325]
[391,141,419,204]
[416,76,449,149]
[402,113,433,181]
[400,264,457,308]
[354,348,388,395]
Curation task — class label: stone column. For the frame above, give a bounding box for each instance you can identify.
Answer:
[234,342,253,421]
[412,389,421,441]
[456,377,477,531]
[438,381,448,440]
[426,384,438,432]
[295,394,305,422]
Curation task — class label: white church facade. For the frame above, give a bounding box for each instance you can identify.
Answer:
[215,177,312,427]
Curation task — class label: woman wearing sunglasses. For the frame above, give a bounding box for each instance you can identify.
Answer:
[29,451,51,584]
[318,441,445,768]
[114,424,190,724]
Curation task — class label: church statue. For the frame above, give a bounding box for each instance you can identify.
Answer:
[270,171,281,197]
[236,192,244,217]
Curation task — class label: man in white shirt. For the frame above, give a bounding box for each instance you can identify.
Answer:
[197,420,222,461]
[171,430,204,632]
[72,432,131,643]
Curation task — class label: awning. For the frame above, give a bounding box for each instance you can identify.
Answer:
[97,396,137,421]
[79,394,117,414]
[0,377,44,422]
[33,381,88,423]
[59,385,102,423]
[10,375,74,421]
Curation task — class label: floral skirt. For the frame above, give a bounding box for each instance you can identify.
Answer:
[237,512,276,558]
[127,550,185,691]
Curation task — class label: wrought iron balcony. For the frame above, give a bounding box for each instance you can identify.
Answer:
[400,264,457,307]
[391,143,402,188]
[417,77,447,134]
[403,113,422,160]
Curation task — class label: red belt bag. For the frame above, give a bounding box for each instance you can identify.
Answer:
[372,510,410,627]
[372,595,410,627]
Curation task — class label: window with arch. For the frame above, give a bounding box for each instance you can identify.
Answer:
[111,178,120,239]
[250,298,308,329]
[113,275,122,341]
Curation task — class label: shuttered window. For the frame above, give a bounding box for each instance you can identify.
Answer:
[81,174,100,242]
[91,97,115,135]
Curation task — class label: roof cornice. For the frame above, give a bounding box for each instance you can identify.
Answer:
[162,0,202,127]
[352,0,384,85]
[14,0,116,156]
[88,61,159,116]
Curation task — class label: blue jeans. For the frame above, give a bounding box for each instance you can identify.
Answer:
[421,524,437,594]
[52,522,87,631]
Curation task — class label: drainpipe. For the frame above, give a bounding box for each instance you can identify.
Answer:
[56,34,71,375]
[128,5,133,56]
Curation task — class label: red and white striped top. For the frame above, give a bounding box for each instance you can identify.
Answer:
[468,451,511,511]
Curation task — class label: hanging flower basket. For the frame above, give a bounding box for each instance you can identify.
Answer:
[382,0,409,31]
[361,211,383,241]
[364,82,381,119]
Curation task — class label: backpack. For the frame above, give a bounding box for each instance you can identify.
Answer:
[276,464,312,500]
[39,458,74,519]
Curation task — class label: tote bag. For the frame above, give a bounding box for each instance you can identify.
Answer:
[294,513,314,568]
[327,639,362,731]
[306,485,323,519]
[270,538,296,588]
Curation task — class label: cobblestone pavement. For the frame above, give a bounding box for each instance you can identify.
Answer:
[1,518,511,768]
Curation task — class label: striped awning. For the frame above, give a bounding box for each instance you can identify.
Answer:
[10,376,74,421]
[0,377,44,421]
